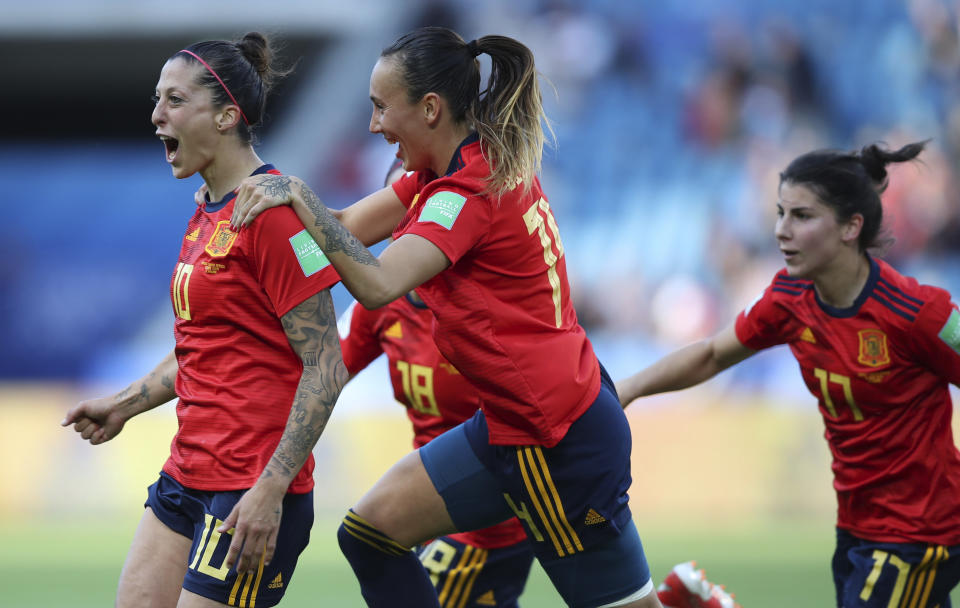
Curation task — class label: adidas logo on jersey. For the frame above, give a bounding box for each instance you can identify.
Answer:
[267,573,283,589]
[475,590,497,606]
[799,327,816,344]
[185,227,200,241]
[584,508,606,525]
[385,321,403,339]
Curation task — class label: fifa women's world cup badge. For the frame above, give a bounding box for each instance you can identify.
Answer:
[857,328,891,367]
[205,221,239,257]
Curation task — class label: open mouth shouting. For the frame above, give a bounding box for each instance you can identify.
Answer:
[159,134,180,163]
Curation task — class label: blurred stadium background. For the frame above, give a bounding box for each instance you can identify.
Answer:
[3,0,960,605]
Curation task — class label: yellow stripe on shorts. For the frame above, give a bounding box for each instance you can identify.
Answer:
[901,547,935,608]
[516,447,566,556]
[515,446,583,557]
[531,446,583,552]
[915,546,947,608]
[228,554,265,607]
[454,548,488,608]
[437,544,488,608]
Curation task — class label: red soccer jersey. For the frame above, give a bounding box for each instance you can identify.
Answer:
[390,136,600,447]
[339,296,475,448]
[338,296,528,549]
[735,256,960,544]
[165,165,340,493]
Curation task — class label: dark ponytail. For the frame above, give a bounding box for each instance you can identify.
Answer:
[382,27,552,196]
[858,141,928,194]
[779,140,928,252]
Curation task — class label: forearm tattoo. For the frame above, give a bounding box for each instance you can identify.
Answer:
[269,290,347,479]
[117,381,150,405]
[256,174,293,199]
[116,355,176,415]
[299,182,380,266]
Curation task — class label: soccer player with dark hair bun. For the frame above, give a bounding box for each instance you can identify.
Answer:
[61,32,346,607]
[229,25,665,608]
[617,140,960,608]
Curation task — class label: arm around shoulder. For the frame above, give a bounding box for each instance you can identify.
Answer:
[232,174,405,248]
[248,176,446,308]
[334,186,409,246]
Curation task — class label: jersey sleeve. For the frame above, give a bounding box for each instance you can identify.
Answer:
[911,288,960,386]
[397,186,491,266]
[338,301,386,376]
[250,206,340,317]
[734,278,794,351]
[391,170,425,209]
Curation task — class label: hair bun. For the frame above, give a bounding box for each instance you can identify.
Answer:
[859,140,929,189]
[236,32,272,84]
[859,144,889,184]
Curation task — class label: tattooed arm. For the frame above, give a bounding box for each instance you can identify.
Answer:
[233,174,450,309]
[232,175,406,248]
[62,350,178,445]
[220,289,348,574]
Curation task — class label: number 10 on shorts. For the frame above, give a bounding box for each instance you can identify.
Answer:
[189,513,234,580]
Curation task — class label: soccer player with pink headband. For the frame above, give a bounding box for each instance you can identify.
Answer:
[62,32,347,607]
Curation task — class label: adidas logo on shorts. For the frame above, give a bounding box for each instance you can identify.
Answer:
[584,508,606,525]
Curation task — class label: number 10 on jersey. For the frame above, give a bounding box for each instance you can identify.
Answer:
[173,262,194,321]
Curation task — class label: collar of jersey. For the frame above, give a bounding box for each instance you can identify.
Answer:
[814,253,879,318]
[203,164,277,213]
[443,132,479,176]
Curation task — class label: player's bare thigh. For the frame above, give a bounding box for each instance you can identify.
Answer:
[352,449,456,547]
[116,506,192,608]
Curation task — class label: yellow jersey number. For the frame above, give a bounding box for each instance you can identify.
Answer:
[396,360,440,417]
[813,368,863,421]
[858,546,949,607]
[523,198,565,327]
[419,539,457,587]
[173,262,194,320]
[858,549,910,606]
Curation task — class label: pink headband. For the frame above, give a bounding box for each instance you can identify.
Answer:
[179,49,250,126]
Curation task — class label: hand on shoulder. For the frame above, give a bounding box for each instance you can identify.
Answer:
[232,174,305,229]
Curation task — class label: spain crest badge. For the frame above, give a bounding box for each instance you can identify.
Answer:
[857,328,890,367]
[205,220,238,257]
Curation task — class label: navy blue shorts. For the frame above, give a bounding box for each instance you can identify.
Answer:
[418,536,534,608]
[419,365,651,608]
[833,527,960,608]
[145,472,314,607]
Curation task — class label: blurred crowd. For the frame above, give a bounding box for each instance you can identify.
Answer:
[320,0,960,352]
[3,0,959,390]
